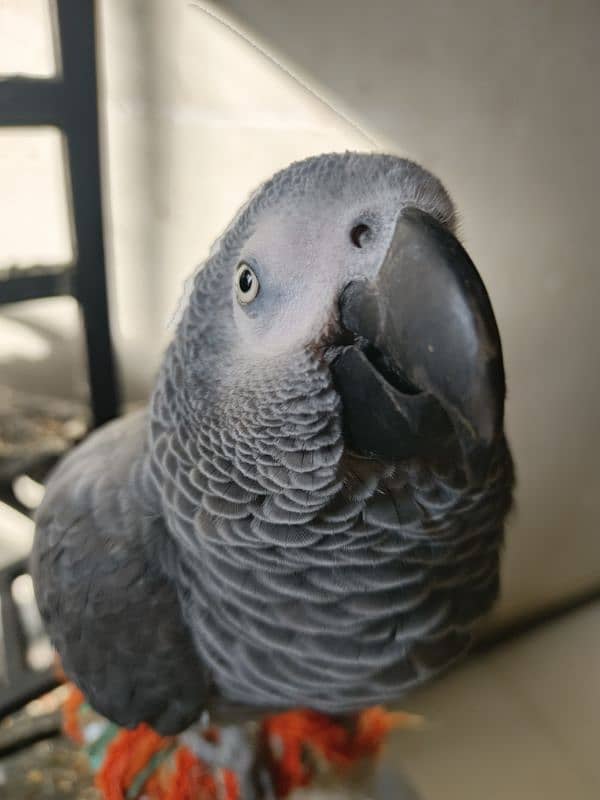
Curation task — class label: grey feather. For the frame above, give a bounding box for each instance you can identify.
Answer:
[32,152,513,732]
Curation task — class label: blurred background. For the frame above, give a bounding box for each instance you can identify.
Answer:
[0,1,599,798]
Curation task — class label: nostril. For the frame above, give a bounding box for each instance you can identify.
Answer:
[350,223,373,248]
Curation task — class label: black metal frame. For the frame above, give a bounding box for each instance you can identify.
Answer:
[0,0,120,718]
[0,0,119,427]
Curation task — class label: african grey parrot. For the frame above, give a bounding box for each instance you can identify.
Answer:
[32,152,514,737]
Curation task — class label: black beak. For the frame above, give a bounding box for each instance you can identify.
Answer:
[331,207,506,484]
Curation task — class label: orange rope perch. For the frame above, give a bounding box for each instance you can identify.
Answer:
[261,706,418,798]
[62,683,419,799]
[62,685,86,745]
[96,724,173,800]
[150,747,240,800]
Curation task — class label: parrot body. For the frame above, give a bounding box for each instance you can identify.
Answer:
[32,153,513,736]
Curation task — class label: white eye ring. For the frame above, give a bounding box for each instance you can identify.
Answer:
[235,262,260,305]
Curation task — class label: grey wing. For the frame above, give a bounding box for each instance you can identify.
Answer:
[31,411,209,734]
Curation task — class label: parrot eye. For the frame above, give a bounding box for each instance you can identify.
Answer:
[235,263,260,304]
[350,223,373,248]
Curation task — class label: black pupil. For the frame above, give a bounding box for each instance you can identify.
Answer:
[351,223,371,248]
[239,268,254,293]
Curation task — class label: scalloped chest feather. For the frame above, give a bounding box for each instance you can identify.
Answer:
[144,348,513,713]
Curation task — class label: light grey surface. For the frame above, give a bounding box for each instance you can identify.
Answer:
[381,600,600,799]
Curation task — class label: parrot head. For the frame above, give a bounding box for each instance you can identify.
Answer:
[172,152,505,489]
